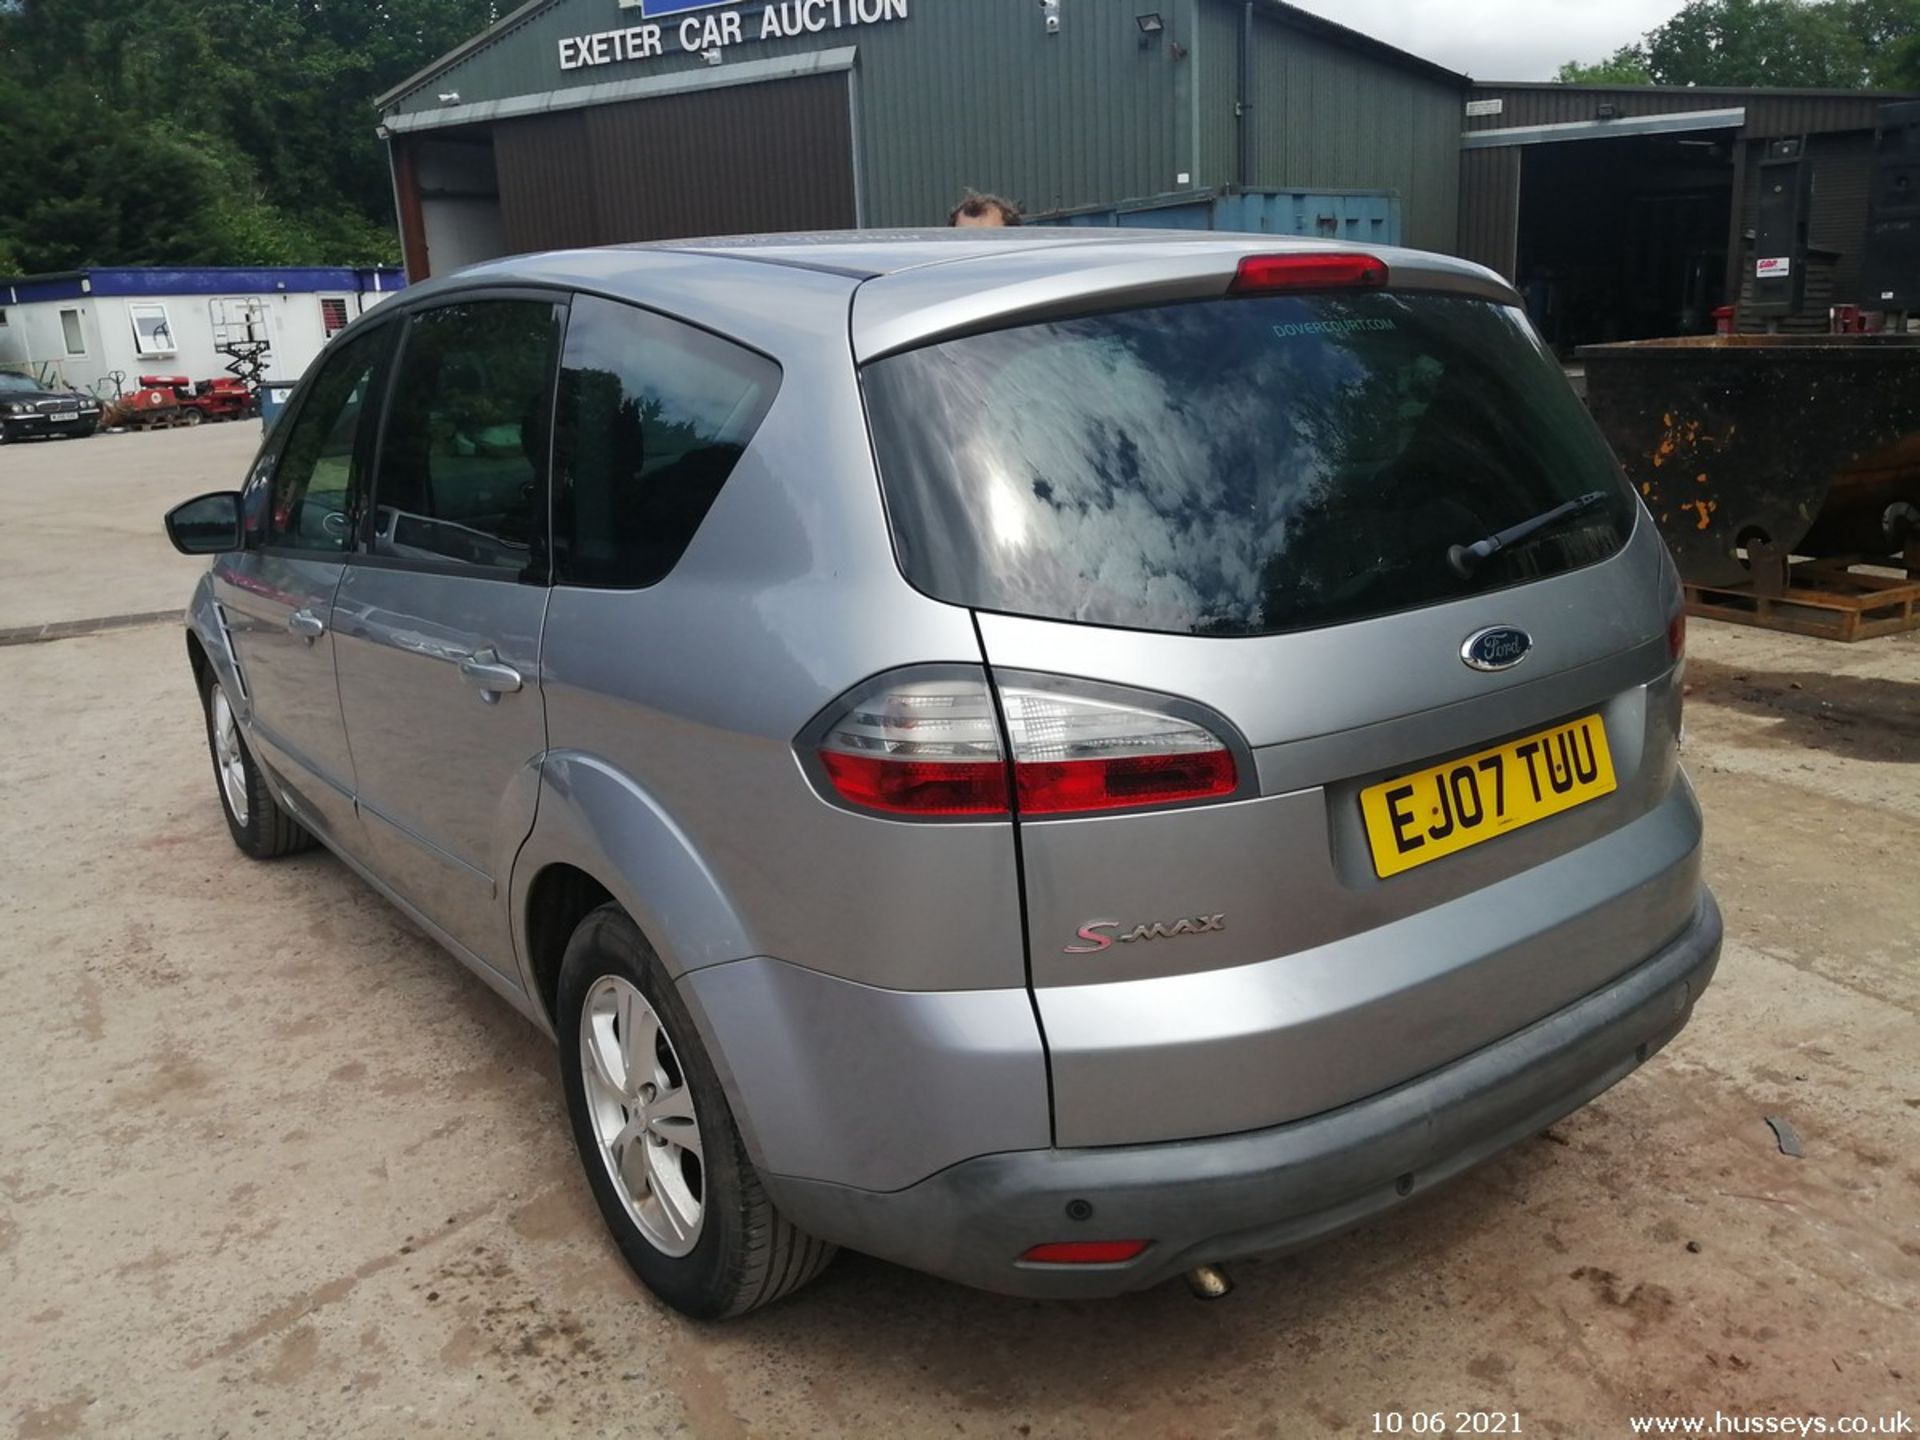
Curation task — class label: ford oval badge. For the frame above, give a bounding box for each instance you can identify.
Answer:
[1462,626,1532,673]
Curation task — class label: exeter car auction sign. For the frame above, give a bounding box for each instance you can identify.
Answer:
[561,0,910,72]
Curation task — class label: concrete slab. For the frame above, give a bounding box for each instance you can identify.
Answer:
[0,424,1914,1433]
[0,423,260,631]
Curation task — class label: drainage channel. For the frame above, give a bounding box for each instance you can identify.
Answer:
[0,609,184,647]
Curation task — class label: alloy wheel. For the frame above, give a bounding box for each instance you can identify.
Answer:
[210,686,249,827]
[579,975,705,1257]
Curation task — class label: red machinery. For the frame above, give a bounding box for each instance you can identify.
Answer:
[146,374,258,423]
[107,375,258,430]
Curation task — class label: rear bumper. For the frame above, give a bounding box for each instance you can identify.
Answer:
[762,887,1722,1299]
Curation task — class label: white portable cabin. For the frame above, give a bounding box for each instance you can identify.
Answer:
[0,266,406,394]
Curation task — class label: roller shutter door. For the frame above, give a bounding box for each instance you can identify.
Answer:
[492,73,857,251]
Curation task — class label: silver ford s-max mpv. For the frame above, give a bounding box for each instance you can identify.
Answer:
[166,231,1721,1319]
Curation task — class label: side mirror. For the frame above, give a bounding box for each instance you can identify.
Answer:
[165,491,244,555]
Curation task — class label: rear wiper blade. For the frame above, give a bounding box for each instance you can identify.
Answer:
[1447,491,1609,579]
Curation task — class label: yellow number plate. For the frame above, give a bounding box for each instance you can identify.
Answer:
[1360,715,1617,879]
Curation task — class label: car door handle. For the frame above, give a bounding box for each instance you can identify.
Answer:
[458,649,523,704]
[287,608,327,641]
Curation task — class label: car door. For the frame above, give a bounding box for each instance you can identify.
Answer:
[331,294,564,978]
[215,320,396,846]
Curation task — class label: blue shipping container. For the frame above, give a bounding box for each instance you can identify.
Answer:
[1032,187,1401,246]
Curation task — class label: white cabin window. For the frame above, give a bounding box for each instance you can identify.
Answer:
[60,308,86,355]
[129,303,178,358]
[320,297,350,335]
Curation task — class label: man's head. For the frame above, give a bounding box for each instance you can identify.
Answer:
[949,191,1022,228]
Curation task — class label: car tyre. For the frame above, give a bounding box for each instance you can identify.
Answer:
[557,904,836,1319]
[201,679,315,859]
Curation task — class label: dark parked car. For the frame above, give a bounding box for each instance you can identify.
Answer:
[0,370,102,441]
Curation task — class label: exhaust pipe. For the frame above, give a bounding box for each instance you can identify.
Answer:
[1185,1264,1234,1300]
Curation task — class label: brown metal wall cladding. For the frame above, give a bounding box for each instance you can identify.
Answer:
[1466,85,1914,140]
[1457,146,1521,278]
[493,110,598,255]
[491,74,855,251]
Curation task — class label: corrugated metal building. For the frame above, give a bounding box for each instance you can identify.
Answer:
[1457,82,1919,348]
[374,0,1467,279]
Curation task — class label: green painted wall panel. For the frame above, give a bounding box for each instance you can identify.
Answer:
[393,0,1189,226]
[1194,0,1240,187]
[1243,13,1460,251]
[386,0,1462,245]
[851,0,1191,225]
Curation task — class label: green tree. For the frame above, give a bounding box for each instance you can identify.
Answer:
[0,0,503,272]
[1557,47,1656,84]
[1844,0,1920,84]
[1557,0,1920,89]
[1642,0,1868,86]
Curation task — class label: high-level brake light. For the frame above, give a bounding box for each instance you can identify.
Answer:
[809,673,1242,819]
[1230,253,1390,295]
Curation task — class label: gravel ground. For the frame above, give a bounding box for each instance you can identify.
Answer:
[0,424,259,633]
[1,426,1915,1439]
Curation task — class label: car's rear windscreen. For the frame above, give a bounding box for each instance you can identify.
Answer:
[862,291,1638,638]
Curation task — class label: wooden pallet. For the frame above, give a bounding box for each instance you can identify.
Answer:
[1687,559,1920,642]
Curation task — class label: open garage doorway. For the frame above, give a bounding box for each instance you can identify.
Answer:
[1516,132,1738,353]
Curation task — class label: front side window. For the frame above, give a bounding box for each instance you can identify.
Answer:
[370,300,562,579]
[551,294,780,589]
[863,291,1637,638]
[267,324,394,553]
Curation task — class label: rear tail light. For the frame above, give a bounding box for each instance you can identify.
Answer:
[806,671,1245,820]
[1019,1240,1151,1265]
[1230,252,1389,295]
[813,676,1009,816]
[999,684,1238,815]
[1666,582,1689,749]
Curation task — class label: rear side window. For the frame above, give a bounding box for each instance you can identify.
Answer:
[551,293,779,589]
[862,292,1636,638]
[267,323,392,553]
[372,299,563,580]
